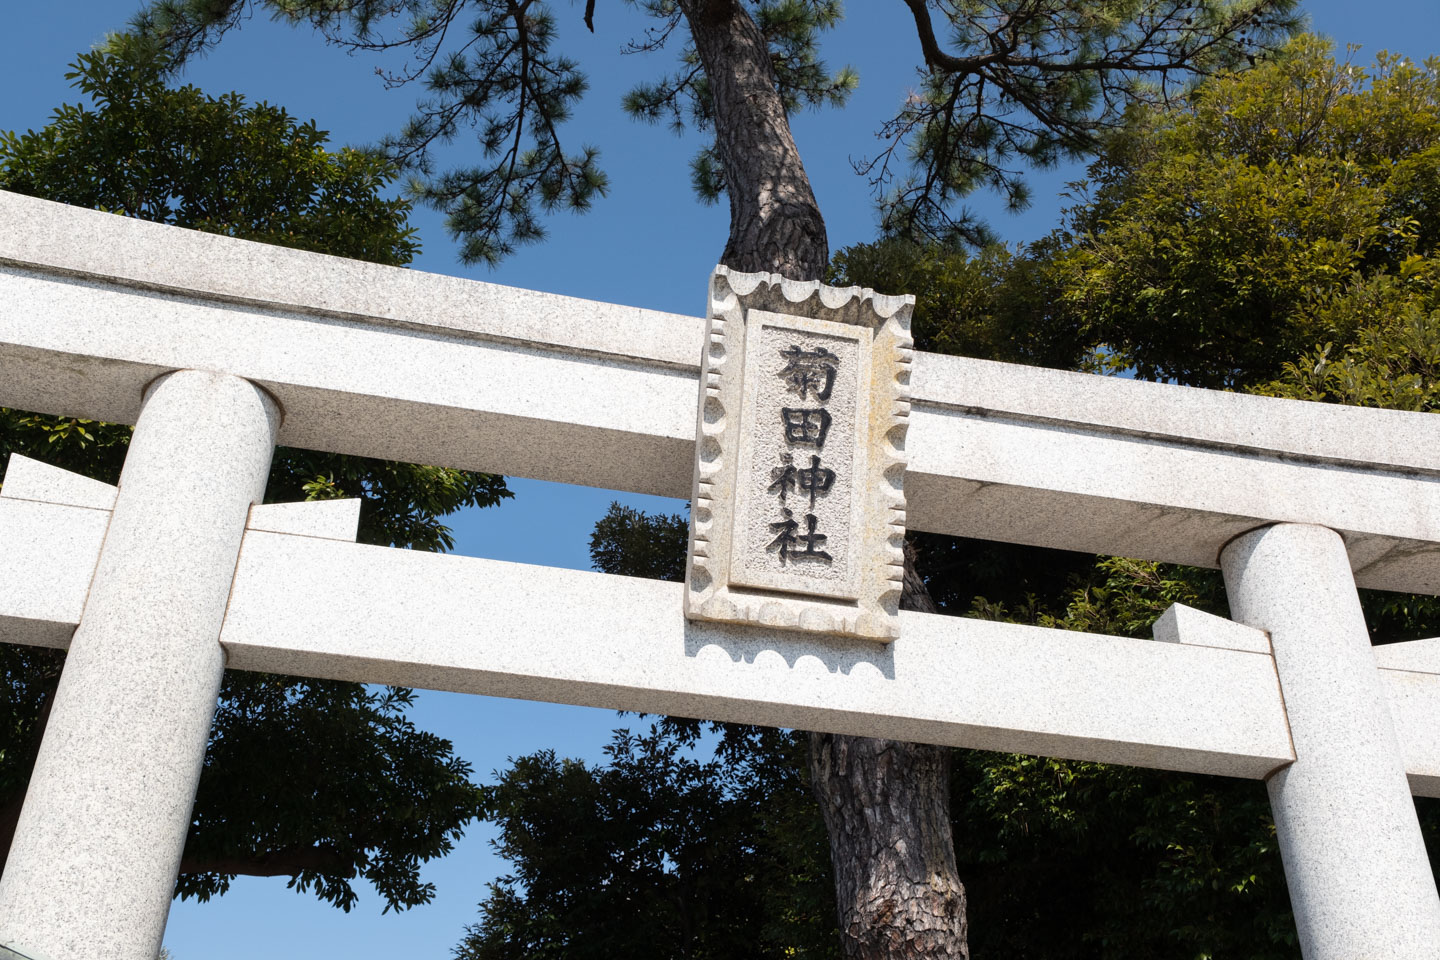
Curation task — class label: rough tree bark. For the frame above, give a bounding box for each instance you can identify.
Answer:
[678,0,829,279]
[809,545,968,959]
[679,3,968,956]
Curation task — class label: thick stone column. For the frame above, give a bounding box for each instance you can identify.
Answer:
[0,371,279,960]
[1221,523,1440,959]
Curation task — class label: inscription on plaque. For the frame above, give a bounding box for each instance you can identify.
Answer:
[685,267,913,641]
[730,314,862,600]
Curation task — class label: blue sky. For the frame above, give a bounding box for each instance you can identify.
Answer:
[3,2,1439,957]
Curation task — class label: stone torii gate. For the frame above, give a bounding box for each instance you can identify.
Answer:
[2,189,1440,960]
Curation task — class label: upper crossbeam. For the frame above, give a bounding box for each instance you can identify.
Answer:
[5,189,1440,591]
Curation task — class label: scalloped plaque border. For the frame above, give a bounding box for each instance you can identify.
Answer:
[683,266,913,641]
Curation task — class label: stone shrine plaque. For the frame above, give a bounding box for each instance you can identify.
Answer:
[684,267,913,641]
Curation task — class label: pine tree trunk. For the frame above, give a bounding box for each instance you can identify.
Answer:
[678,0,829,278]
[808,736,967,958]
[679,4,968,956]
[808,545,969,959]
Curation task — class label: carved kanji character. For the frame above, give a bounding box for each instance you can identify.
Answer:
[777,344,840,401]
[768,455,798,502]
[769,454,836,507]
[796,455,836,507]
[767,508,833,565]
[780,407,832,449]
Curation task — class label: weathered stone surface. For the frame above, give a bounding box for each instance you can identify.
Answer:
[685,268,911,640]
[910,350,1440,473]
[905,406,1440,595]
[8,186,1440,959]
[0,500,1302,780]
[729,311,866,601]
[0,498,107,649]
[0,265,697,500]
[1384,667,1440,797]
[0,189,703,370]
[1374,635,1440,675]
[217,530,1295,779]
[8,189,1440,592]
[1375,636,1440,797]
[17,507,1440,798]
[0,456,116,650]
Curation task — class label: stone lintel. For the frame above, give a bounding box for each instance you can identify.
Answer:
[221,530,1293,779]
[12,498,1440,797]
[7,190,1440,593]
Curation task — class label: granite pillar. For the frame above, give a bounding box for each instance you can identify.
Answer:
[1221,523,1440,958]
[0,371,279,960]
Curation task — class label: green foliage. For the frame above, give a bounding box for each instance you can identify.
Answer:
[265,448,509,553]
[179,678,480,912]
[589,502,690,582]
[460,707,1304,958]
[829,234,1107,628]
[454,722,838,959]
[0,646,62,821]
[943,37,1440,956]
[1050,35,1440,649]
[0,38,510,551]
[567,494,1304,956]
[0,410,509,555]
[130,0,857,257]
[1036,556,1225,636]
[567,233,1302,954]
[955,752,1295,959]
[389,4,608,267]
[1061,35,1440,389]
[45,10,1431,955]
[0,35,418,264]
[133,0,613,266]
[870,0,1300,245]
[0,412,133,487]
[949,550,1437,958]
[0,41,508,912]
[548,44,1440,952]
[829,236,1084,370]
[1256,263,1440,412]
[947,555,1298,958]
